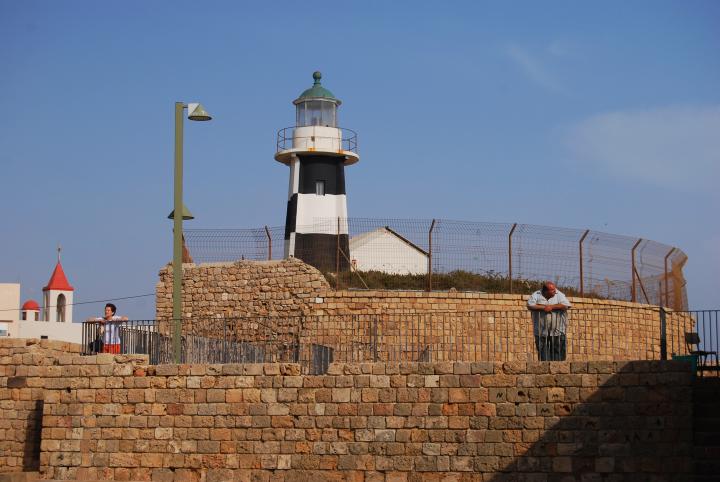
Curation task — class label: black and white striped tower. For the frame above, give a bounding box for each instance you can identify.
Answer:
[275,71,359,271]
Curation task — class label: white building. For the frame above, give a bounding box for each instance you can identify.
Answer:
[0,257,82,343]
[349,227,429,275]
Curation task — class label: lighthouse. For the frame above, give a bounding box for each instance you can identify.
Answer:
[275,72,359,271]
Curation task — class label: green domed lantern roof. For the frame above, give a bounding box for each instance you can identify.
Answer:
[294,71,341,105]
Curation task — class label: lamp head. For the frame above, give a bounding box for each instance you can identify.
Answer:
[187,103,212,121]
[167,204,195,220]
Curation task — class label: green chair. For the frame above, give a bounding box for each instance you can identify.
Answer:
[685,332,718,377]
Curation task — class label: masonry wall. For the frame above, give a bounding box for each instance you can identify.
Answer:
[0,339,695,480]
[155,259,331,321]
[155,259,665,320]
[37,357,692,481]
[0,339,82,472]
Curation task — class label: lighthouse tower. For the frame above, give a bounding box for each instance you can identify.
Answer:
[275,72,359,271]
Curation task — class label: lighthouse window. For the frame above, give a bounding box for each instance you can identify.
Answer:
[316,181,326,196]
[296,100,337,127]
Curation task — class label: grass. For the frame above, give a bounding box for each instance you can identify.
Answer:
[323,269,583,297]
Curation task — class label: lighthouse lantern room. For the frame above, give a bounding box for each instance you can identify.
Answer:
[275,72,359,271]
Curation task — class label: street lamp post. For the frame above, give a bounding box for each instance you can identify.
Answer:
[170,102,211,363]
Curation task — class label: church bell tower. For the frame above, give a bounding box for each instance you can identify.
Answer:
[275,72,359,271]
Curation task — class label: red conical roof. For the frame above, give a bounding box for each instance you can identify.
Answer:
[43,262,74,291]
[22,299,40,311]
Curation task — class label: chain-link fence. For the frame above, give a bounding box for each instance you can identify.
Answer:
[184,218,688,309]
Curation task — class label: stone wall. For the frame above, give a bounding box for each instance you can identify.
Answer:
[0,339,81,472]
[310,290,658,314]
[155,260,690,363]
[37,358,693,481]
[156,259,665,320]
[155,258,330,321]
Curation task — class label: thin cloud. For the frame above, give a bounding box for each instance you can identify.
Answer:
[564,105,720,192]
[505,45,564,93]
[546,40,573,58]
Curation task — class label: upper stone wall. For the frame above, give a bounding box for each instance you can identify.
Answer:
[310,289,660,315]
[156,258,330,320]
[154,259,691,363]
[156,259,662,320]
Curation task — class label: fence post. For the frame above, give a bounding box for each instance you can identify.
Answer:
[579,230,589,296]
[663,247,675,308]
[264,226,272,261]
[427,219,436,292]
[372,318,379,362]
[223,318,227,364]
[294,322,301,364]
[659,307,667,360]
[508,223,517,294]
[631,238,642,302]
[336,217,340,290]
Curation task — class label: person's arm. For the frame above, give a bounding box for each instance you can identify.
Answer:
[555,292,571,311]
[528,293,567,312]
[545,293,571,311]
[527,294,553,312]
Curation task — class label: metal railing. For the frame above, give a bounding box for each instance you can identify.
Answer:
[666,309,719,372]
[82,307,717,372]
[82,320,166,364]
[276,126,358,154]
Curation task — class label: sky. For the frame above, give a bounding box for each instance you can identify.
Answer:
[1,0,718,320]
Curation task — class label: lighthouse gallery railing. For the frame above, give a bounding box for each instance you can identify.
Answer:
[276,126,358,154]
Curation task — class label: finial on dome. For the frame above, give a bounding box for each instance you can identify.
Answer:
[57,244,62,263]
[313,71,322,84]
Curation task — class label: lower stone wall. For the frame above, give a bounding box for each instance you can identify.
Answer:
[0,339,82,472]
[38,358,692,481]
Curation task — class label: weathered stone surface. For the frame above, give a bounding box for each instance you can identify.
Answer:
[0,340,688,481]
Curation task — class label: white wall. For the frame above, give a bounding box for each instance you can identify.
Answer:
[15,319,83,344]
[44,289,74,323]
[350,230,428,275]
[0,283,20,337]
[295,195,349,235]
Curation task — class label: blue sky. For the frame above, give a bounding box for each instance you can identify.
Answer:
[1,0,718,319]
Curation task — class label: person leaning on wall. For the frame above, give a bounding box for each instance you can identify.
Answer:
[86,303,128,354]
[527,281,571,361]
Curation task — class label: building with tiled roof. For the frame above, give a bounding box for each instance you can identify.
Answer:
[0,250,81,343]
